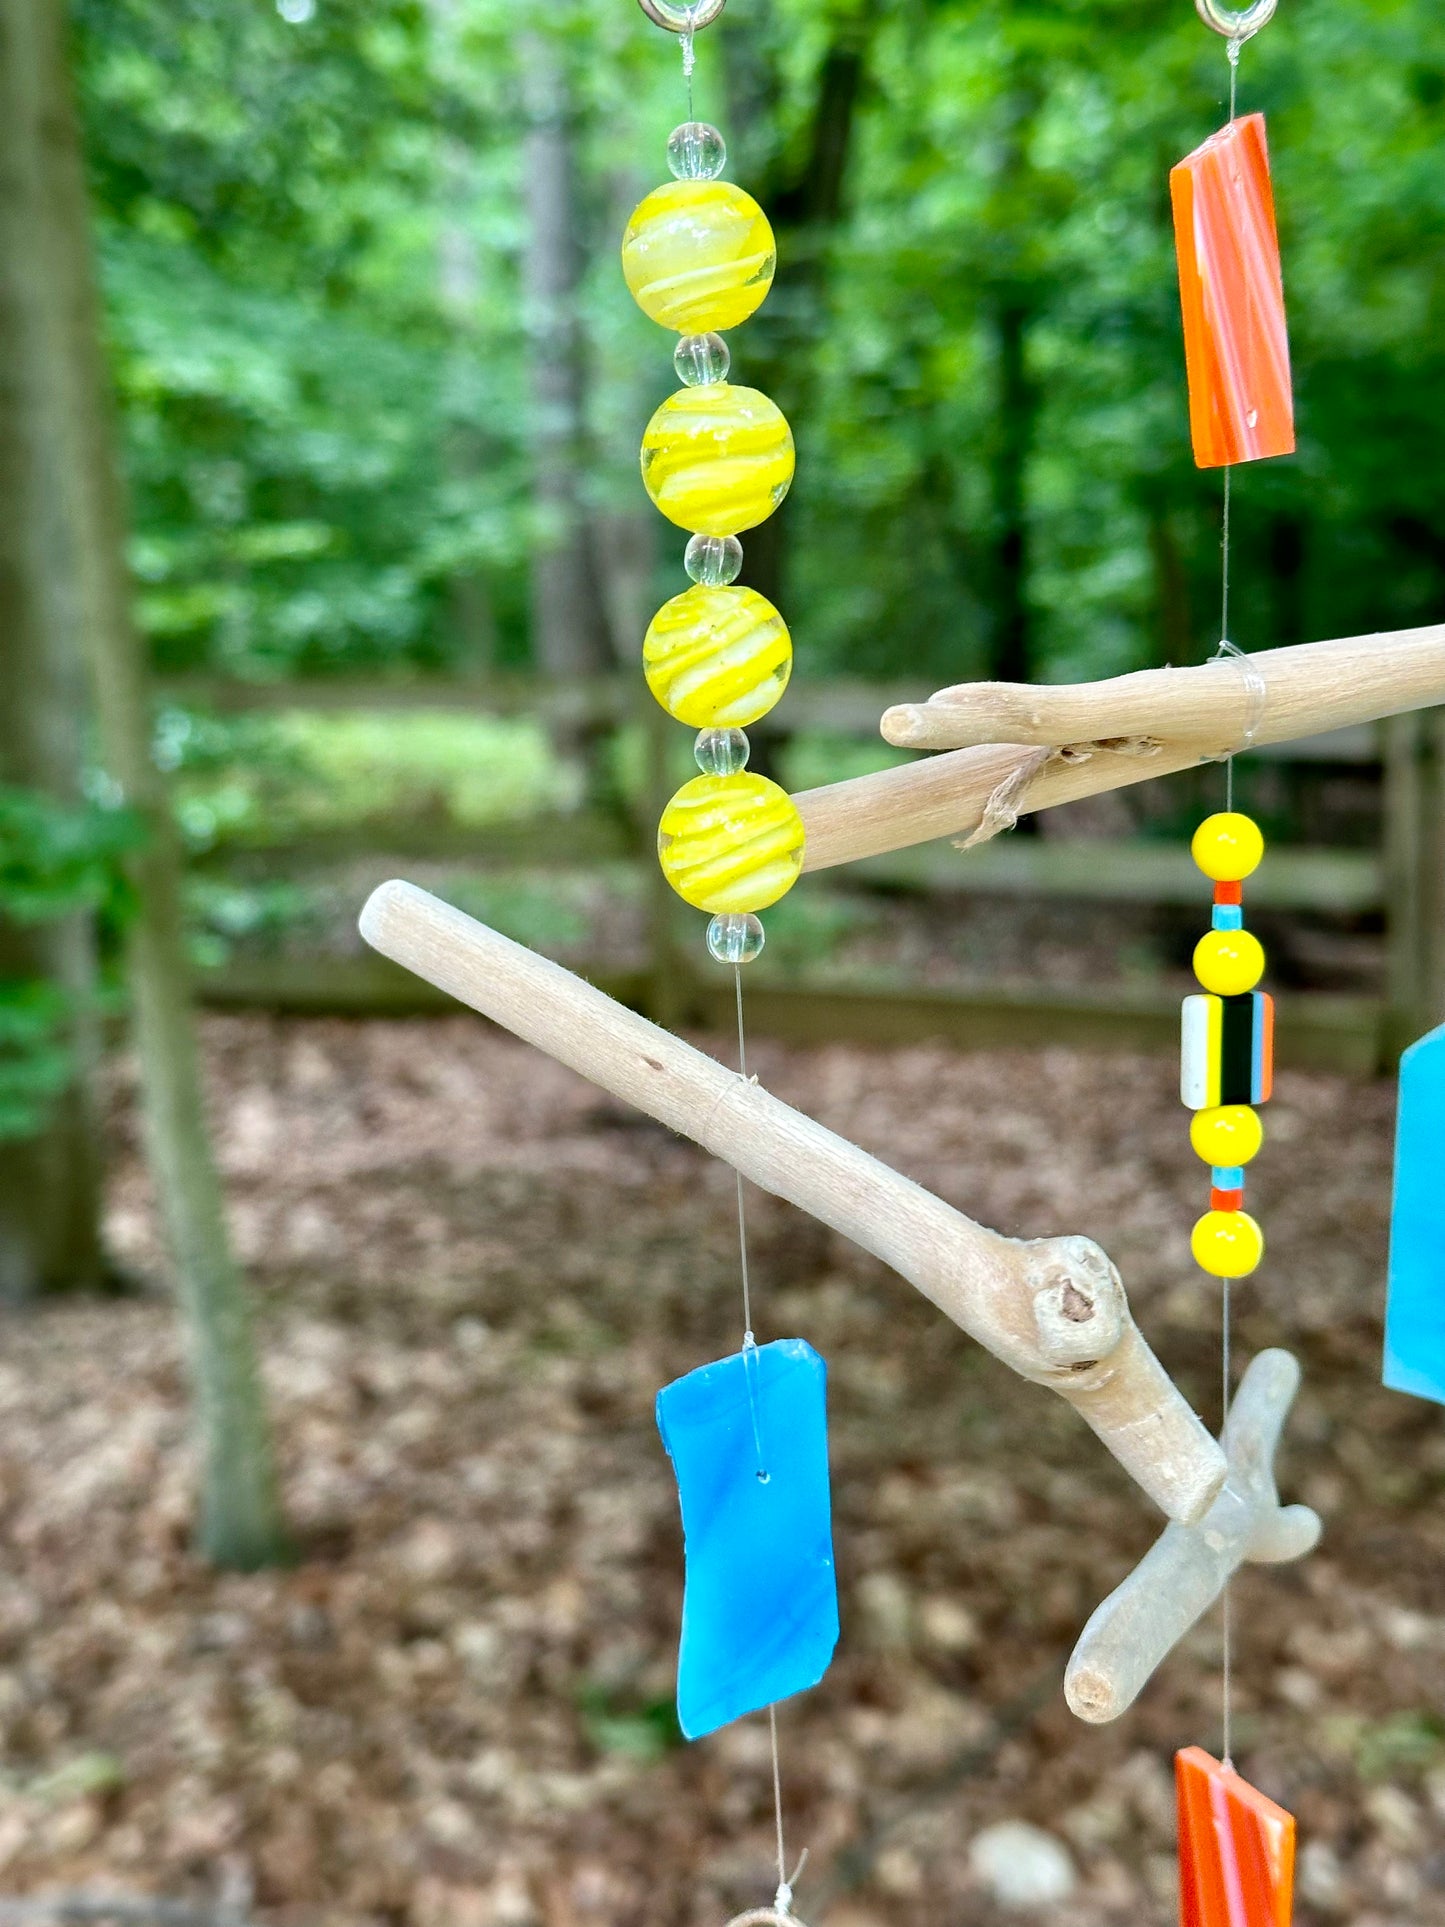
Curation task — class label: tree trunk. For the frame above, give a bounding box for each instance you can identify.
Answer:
[724,16,875,617]
[1148,507,1193,667]
[990,296,1034,686]
[4,0,288,1567]
[1268,511,1307,651]
[521,28,609,680]
[0,0,107,1301]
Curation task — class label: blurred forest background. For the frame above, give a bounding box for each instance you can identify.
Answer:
[77,0,1445,683]
[10,0,1445,1019]
[26,0,1445,978]
[0,0,1441,1410]
[2,0,1445,1918]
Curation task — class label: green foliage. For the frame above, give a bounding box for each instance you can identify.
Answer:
[0,788,140,1139]
[0,786,140,923]
[185,876,314,968]
[0,980,79,1141]
[1356,1709,1445,1784]
[440,872,601,953]
[577,1680,683,1762]
[23,1752,128,1805]
[777,732,913,796]
[158,706,575,849]
[752,887,879,973]
[74,0,1445,683]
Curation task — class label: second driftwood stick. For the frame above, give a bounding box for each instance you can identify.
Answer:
[797,623,1445,870]
[360,879,1225,1525]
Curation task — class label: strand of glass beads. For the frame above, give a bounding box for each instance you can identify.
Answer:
[1180,810,1274,1279]
[622,95,804,968]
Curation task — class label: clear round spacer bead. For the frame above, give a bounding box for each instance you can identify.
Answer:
[694,727,750,776]
[667,121,727,182]
[684,532,743,586]
[673,331,730,387]
[706,911,765,965]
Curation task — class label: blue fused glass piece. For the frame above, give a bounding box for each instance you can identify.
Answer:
[1384,1025,1445,1404]
[1212,902,1244,931]
[656,1337,838,1740]
[1212,1165,1245,1189]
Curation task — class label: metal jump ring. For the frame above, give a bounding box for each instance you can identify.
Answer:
[1193,0,1278,43]
[636,0,727,33]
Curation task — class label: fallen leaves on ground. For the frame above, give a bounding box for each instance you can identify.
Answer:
[1,1016,1441,1927]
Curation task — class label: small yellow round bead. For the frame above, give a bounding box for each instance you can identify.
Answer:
[643,585,792,729]
[1191,811,1264,882]
[658,773,804,914]
[1189,1104,1264,1167]
[1193,927,1265,996]
[621,180,776,333]
[1191,1208,1264,1278]
[641,384,794,536]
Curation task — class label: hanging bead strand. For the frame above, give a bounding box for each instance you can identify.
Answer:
[622,26,831,1927]
[622,64,803,968]
[1181,810,1273,1279]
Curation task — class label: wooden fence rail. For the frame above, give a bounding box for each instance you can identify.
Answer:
[156,675,1444,1069]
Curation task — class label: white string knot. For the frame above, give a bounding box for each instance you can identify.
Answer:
[1203,638,1268,786]
[780,1849,808,1906]
[1218,638,1267,752]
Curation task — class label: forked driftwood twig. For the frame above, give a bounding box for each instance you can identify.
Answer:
[1065,1347,1320,1723]
[359,881,1225,1527]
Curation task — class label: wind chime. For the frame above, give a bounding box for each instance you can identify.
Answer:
[356,0,1444,1912]
[623,0,1311,1912]
[1171,0,1298,1915]
[622,1,826,1922]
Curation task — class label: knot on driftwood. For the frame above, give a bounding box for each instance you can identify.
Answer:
[1019,1234,1124,1368]
[1055,735,1166,760]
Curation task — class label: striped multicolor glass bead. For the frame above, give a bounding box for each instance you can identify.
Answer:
[657,774,805,914]
[641,385,795,536]
[621,180,776,335]
[1180,990,1273,1108]
[644,585,792,729]
[1182,813,1270,1278]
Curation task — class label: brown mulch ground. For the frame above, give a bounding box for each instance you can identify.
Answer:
[1,1015,1442,1927]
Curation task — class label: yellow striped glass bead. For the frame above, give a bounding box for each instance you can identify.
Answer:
[621,180,776,333]
[1191,1208,1264,1278]
[657,773,804,913]
[643,585,792,729]
[1193,927,1265,995]
[1190,1104,1263,1167]
[641,385,794,536]
[1192,811,1264,881]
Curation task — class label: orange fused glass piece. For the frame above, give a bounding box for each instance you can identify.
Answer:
[1170,115,1295,470]
[1177,1746,1295,1927]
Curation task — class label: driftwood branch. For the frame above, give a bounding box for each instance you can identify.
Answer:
[796,623,1445,870]
[1064,1347,1320,1723]
[360,880,1226,1525]
[880,627,1445,752]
